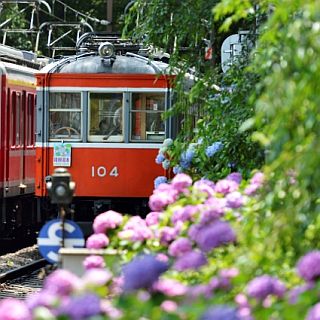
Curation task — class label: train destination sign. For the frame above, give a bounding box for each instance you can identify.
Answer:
[38,219,85,264]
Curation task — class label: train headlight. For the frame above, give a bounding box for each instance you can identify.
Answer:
[46,168,76,205]
[98,42,115,59]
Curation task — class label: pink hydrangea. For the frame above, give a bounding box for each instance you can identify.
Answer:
[145,211,161,226]
[161,300,178,313]
[168,237,193,257]
[0,298,32,320]
[214,179,239,194]
[83,255,106,270]
[93,210,123,234]
[153,278,188,296]
[171,173,193,192]
[86,233,109,249]
[43,269,81,296]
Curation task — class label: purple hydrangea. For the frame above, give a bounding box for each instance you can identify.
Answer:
[246,275,286,300]
[26,290,58,310]
[214,179,239,194]
[306,303,320,320]
[200,305,240,320]
[93,210,123,234]
[122,255,168,292]
[205,141,223,157]
[44,269,81,296]
[159,226,179,245]
[0,298,32,320]
[83,255,106,270]
[297,251,320,282]
[171,205,199,224]
[199,199,226,224]
[225,192,245,209]
[171,173,193,192]
[173,250,207,271]
[168,237,193,257]
[57,293,101,319]
[226,172,242,184]
[86,233,109,249]
[194,221,236,252]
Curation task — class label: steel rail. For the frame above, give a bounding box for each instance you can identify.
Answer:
[0,258,48,283]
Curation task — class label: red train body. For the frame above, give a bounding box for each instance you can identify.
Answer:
[34,37,176,230]
[0,37,177,238]
[0,45,40,238]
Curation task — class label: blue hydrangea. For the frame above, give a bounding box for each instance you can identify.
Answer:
[162,159,171,170]
[122,254,168,292]
[205,141,223,157]
[173,165,183,174]
[200,305,240,320]
[155,153,166,164]
[154,176,168,189]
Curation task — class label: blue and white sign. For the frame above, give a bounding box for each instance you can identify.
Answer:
[38,219,85,264]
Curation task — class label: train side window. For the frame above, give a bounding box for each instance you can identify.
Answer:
[26,94,35,147]
[49,92,82,141]
[88,92,123,142]
[130,93,165,142]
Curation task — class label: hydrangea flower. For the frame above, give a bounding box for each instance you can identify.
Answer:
[122,254,168,292]
[82,268,113,287]
[83,255,106,270]
[297,250,320,282]
[43,269,81,296]
[168,237,193,257]
[306,303,320,320]
[171,173,193,192]
[225,192,245,209]
[173,165,183,174]
[154,176,168,189]
[122,216,153,241]
[160,300,178,313]
[86,233,109,249]
[145,211,161,226]
[155,153,166,164]
[200,305,240,320]
[93,210,123,234]
[0,298,32,320]
[153,278,188,296]
[57,293,101,319]
[226,172,242,184]
[162,159,171,170]
[173,250,207,271]
[215,179,239,194]
[205,141,223,157]
[246,275,286,300]
[194,221,236,252]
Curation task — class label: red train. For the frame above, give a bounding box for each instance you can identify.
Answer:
[33,35,176,233]
[0,44,42,239]
[0,36,177,239]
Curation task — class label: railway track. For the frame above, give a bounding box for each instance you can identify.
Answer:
[0,259,52,299]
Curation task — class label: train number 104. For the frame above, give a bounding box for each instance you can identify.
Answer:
[91,166,119,177]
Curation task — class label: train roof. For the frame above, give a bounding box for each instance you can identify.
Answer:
[39,52,170,75]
